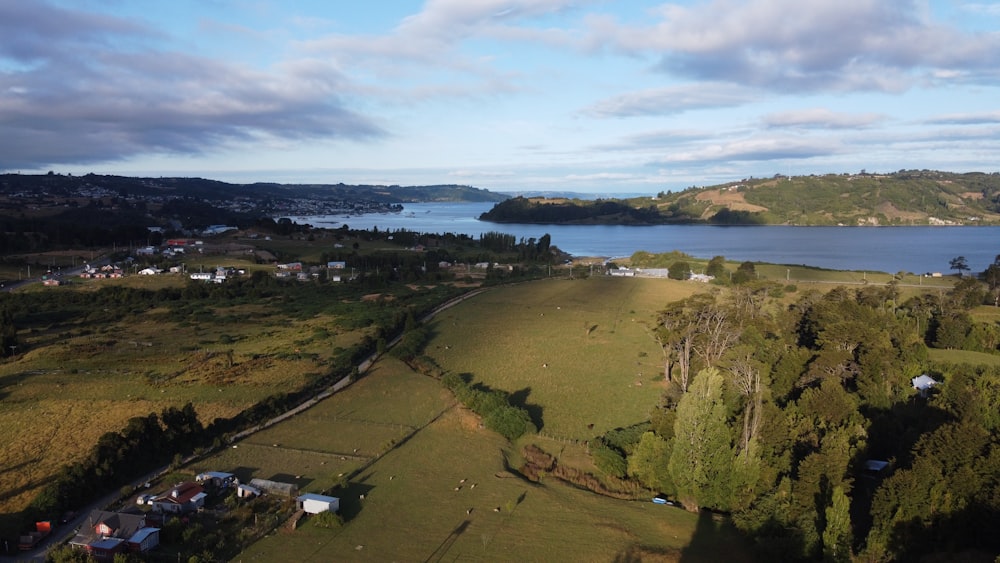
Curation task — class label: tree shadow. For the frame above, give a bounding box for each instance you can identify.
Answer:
[508,387,545,431]
[680,509,760,563]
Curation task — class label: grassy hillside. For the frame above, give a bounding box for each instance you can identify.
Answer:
[481,170,1000,226]
[659,170,1000,226]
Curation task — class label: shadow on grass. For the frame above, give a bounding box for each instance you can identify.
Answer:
[332,481,376,522]
[423,519,471,563]
[508,387,544,431]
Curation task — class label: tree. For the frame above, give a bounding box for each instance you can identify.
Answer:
[949,255,969,277]
[668,260,690,280]
[627,431,674,494]
[822,486,853,562]
[732,261,757,284]
[706,255,727,279]
[668,368,734,511]
[982,254,1000,291]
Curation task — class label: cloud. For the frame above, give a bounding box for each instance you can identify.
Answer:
[0,2,384,170]
[762,108,886,129]
[654,136,841,165]
[583,83,759,117]
[923,112,1000,125]
[584,0,1000,92]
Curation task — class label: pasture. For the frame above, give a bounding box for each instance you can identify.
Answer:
[424,276,702,440]
[231,363,749,563]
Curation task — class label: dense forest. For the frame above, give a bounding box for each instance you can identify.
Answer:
[578,271,1000,561]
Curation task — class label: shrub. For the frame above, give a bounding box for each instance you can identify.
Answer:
[313,511,344,529]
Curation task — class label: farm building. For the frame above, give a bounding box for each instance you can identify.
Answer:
[249,478,298,497]
[296,493,340,514]
[149,482,207,514]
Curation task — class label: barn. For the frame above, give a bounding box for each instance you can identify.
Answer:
[296,493,340,514]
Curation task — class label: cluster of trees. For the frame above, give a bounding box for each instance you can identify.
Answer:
[594,277,999,560]
[29,405,204,519]
[441,373,536,441]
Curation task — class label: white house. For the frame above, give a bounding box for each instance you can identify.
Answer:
[296,493,340,514]
[137,267,161,276]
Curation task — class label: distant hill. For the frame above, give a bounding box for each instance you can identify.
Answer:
[0,173,508,205]
[481,171,1000,226]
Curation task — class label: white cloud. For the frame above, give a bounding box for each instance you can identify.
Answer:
[584,0,1000,92]
[762,108,887,129]
[584,83,759,117]
[654,136,841,164]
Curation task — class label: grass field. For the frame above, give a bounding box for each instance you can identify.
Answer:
[230,357,751,562]
[425,276,702,440]
[928,348,1000,366]
[196,276,758,561]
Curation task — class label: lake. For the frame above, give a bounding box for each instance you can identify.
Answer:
[290,202,1000,274]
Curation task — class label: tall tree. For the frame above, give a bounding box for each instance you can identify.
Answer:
[668,368,734,511]
[949,255,969,277]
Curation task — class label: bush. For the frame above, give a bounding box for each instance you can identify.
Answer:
[484,405,535,441]
[313,511,344,529]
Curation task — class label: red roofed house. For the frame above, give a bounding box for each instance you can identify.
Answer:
[149,482,207,514]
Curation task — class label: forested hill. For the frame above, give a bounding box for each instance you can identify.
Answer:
[480,170,1000,226]
[0,173,507,204]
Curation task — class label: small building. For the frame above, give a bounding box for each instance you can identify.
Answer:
[236,484,261,499]
[911,374,939,396]
[127,527,160,553]
[296,493,340,514]
[327,261,346,269]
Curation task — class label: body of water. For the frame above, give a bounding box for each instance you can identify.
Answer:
[291,202,1000,275]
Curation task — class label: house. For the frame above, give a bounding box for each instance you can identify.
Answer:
[296,493,340,514]
[149,482,207,514]
[137,267,161,275]
[911,374,939,396]
[69,510,159,559]
[196,471,237,490]
[327,261,346,269]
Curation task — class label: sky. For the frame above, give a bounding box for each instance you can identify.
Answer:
[2,0,1000,194]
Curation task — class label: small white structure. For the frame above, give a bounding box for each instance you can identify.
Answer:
[296,493,340,514]
[236,484,261,499]
[911,374,939,396]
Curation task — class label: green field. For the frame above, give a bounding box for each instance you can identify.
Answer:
[425,276,701,439]
[227,276,756,561]
[928,348,1000,366]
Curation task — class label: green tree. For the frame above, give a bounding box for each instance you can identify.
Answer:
[822,486,853,562]
[627,431,674,494]
[949,255,969,276]
[732,261,757,284]
[668,368,734,511]
[668,260,690,280]
[705,255,727,279]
